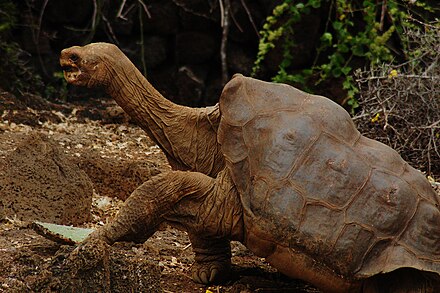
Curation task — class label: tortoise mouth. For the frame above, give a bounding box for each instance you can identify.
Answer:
[61,63,81,84]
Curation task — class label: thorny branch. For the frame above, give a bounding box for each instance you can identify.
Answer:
[354,25,440,176]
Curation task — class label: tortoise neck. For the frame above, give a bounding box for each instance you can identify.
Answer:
[106,57,224,176]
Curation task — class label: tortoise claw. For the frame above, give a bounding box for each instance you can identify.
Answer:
[190,260,230,284]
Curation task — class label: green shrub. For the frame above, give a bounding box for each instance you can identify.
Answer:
[252,0,438,112]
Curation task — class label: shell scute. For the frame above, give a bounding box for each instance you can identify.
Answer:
[355,136,406,174]
[290,134,371,208]
[218,121,248,163]
[267,183,305,229]
[229,158,251,196]
[219,75,256,126]
[303,95,360,144]
[400,201,440,259]
[248,82,307,113]
[299,204,345,256]
[242,112,321,181]
[328,223,375,275]
[346,170,418,236]
[248,178,269,215]
[401,165,440,205]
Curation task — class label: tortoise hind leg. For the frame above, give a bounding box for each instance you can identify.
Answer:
[362,268,440,293]
[185,169,243,284]
[189,234,231,284]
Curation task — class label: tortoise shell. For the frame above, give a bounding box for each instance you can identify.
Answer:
[218,74,440,284]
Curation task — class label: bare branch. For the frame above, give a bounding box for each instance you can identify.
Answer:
[102,15,119,45]
[117,0,128,20]
[240,0,260,38]
[138,0,152,19]
[220,0,231,85]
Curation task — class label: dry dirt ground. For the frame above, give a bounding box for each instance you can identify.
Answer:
[0,94,321,292]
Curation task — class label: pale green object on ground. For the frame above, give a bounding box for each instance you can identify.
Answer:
[32,221,95,244]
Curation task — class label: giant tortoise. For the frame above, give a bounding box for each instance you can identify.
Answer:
[60,43,440,292]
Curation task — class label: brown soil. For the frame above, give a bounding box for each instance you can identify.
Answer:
[0,93,332,292]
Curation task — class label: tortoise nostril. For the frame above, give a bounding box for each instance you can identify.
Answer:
[69,53,79,62]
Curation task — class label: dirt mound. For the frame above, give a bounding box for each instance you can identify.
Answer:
[0,132,93,225]
[61,239,162,292]
[0,225,161,292]
[76,152,162,200]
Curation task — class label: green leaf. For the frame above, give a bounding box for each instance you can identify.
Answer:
[333,21,343,30]
[309,0,322,9]
[341,66,352,75]
[320,32,333,46]
[338,43,349,53]
[352,44,366,56]
[331,67,342,77]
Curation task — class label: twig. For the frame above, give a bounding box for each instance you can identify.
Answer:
[138,0,152,19]
[379,0,387,31]
[431,128,440,158]
[230,8,244,33]
[219,0,225,26]
[220,0,231,85]
[356,74,439,82]
[413,120,440,129]
[116,0,128,20]
[117,3,136,20]
[85,0,100,43]
[138,2,147,76]
[240,0,260,38]
[34,0,49,77]
[102,15,119,45]
[407,16,440,29]
[92,0,98,29]
[36,0,49,44]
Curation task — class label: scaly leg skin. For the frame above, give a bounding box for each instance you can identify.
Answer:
[188,234,231,284]
[86,171,216,245]
[68,171,232,283]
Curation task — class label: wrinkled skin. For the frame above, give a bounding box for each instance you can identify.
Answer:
[61,43,440,292]
[61,43,229,284]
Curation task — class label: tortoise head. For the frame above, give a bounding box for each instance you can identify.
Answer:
[60,42,123,88]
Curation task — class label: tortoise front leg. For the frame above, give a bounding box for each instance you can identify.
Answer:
[75,170,234,284]
[82,170,215,245]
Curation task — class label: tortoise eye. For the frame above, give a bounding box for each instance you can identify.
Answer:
[69,54,79,62]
